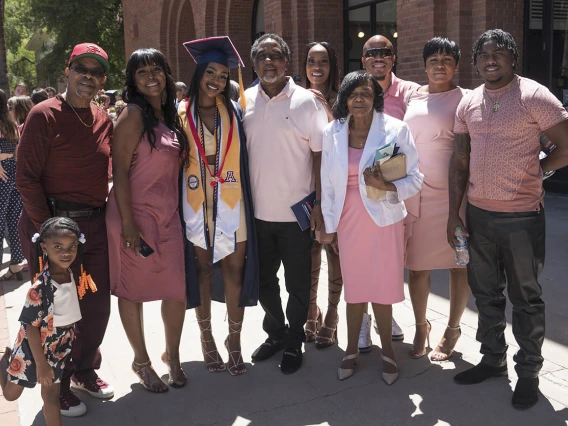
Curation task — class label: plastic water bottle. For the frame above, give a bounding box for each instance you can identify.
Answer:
[454,226,470,266]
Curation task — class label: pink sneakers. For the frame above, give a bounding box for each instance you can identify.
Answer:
[71,374,115,399]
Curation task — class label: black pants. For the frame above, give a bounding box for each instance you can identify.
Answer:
[466,203,545,378]
[255,219,313,349]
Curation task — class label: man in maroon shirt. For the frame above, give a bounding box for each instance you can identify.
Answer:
[16,43,114,417]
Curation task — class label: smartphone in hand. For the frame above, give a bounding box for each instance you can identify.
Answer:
[139,237,155,258]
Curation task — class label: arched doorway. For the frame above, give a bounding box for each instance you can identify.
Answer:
[160,0,196,84]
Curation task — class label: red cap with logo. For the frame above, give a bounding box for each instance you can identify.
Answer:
[68,43,110,74]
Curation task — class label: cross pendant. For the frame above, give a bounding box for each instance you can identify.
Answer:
[493,101,499,113]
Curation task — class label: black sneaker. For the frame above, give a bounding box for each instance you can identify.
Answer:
[251,338,284,362]
[512,378,539,409]
[280,348,303,375]
[60,388,87,417]
[454,362,508,384]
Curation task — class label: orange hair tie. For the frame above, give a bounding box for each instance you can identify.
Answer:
[33,256,43,282]
[78,264,97,300]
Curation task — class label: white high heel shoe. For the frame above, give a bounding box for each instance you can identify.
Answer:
[338,351,359,381]
[381,354,399,385]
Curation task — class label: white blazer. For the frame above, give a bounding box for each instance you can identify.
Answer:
[321,111,423,232]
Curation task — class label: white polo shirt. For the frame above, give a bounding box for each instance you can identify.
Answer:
[243,78,328,222]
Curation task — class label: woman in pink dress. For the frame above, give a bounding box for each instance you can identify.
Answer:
[106,48,190,392]
[321,71,423,384]
[403,38,470,361]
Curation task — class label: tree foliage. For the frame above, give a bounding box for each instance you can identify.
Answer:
[4,0,33,54]
[4,0,36,91]
[27,0,125,89]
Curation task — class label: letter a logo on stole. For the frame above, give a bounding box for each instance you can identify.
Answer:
[225,170,237,183]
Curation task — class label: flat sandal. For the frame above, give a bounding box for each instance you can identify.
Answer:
[132,361,168,393]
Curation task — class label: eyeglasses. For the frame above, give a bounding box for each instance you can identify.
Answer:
[364,48,394,59]
[254,52,285,62]
[70,65,105,78]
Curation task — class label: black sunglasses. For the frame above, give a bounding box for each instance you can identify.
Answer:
[364,48,394,59]
[70,64,105,78]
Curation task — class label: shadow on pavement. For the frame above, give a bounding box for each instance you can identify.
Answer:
[22,347,568,426]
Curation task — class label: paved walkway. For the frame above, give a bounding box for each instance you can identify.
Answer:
[1,194,567,426]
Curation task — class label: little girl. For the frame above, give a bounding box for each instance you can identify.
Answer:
[0,217,96,426]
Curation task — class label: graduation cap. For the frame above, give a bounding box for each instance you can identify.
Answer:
[183,36,246,108]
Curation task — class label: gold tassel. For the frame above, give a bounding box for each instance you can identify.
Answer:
[238,64,246,110]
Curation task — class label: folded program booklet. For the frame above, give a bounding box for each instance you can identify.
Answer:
[291,191,316,231]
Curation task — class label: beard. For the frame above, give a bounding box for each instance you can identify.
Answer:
[261,75,279,84]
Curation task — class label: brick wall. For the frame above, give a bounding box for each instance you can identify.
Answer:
[122,0,526,90]
[262,0,344,82]
[396,0,525,88]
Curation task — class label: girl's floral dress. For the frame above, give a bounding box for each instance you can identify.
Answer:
[6,268,75,388]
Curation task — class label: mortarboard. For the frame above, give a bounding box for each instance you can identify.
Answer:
[183,36,244,69]
[183,36,246,108]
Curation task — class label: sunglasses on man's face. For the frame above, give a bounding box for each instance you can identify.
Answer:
[364,48,394,59]
[70,64,105,79]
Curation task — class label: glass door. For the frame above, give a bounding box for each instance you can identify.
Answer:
[525,0,568,104]
[344,0,397,74]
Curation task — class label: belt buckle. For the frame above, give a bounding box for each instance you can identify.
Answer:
[55,208,100,219]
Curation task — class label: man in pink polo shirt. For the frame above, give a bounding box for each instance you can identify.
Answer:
[357,35,420,350]
[243,34,328,375]
[448,29,568,409]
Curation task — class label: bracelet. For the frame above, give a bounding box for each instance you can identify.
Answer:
[314,200,321,206]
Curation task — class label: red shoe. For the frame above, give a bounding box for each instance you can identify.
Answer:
[60,389,87,417]
[71,373,115,399]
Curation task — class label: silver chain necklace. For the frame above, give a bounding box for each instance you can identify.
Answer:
[63,96,96,127]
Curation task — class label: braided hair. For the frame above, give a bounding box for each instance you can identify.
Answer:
[472,29,519,69]
[31,217,97,299]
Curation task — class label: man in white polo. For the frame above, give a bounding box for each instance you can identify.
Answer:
[243,33,328,374]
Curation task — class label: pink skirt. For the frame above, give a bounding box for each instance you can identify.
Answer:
[337,186,405,305]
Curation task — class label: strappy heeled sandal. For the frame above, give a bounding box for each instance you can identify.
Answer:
[305,266,322,342]
[131,360,168,393]
[224,317,246,376]
[381,353,399,385]
[161,353,187,388]
[431,325,461,361]
[196,315,226,372]
[408,320,431,359]
[315,277,342,349]
[0,265,23,281]
[305,309,322,343]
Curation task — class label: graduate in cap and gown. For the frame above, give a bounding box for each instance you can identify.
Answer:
[178,36,258,376]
